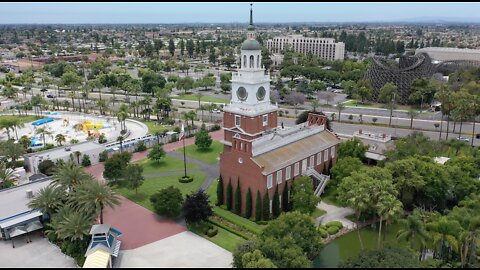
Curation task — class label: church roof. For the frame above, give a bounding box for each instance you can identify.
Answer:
[241,39,261,51]
[251,130,340,175]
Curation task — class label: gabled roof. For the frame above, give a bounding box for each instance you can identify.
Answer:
[251,130,340,175]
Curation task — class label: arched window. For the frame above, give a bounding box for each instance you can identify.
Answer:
[250,55,254,68]
[257,55,260,68]
[243,55,247,68]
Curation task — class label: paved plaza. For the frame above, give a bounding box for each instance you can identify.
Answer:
[0,233,78,268]
[114,231,232,268]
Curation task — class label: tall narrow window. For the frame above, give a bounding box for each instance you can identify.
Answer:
[267,174,273,189]
[263,114,268,126]
[331,147,335,159]
[257,55,260,68]
[286,166,291,180]
[310,156,314,168]
[324,149,329,161]
[250,55,254,68]
[243,55,247,68]
[235,115,241,127]
[294,162,299,176]
[276,170,283,184]
[317,153,321,165]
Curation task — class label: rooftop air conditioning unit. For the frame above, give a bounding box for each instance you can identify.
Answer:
[26,189,33,199]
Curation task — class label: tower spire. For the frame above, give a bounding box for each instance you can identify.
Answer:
[250,3,253,26]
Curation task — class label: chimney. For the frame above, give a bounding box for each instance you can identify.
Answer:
[26,189,33,199]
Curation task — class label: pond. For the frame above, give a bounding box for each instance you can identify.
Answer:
[314,222,407,268]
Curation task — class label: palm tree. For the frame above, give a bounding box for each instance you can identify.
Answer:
[407,109,419,129]
[0,140,26,165]
[0,162,17,189]
[35,127,51,149]
[427,217,462,262]
[74,151,81,164]
[0,119,15,140]
[52,161,90,192]
[27,186,65,218]
[311,99,320,112]
[54,211,92,242]
[71,178,121,224]
[55,134,66,146]
[336,103,345,122]
[117,136,124,152]
[376,193,403,249]
[435,86,454,140]
[397,209,430,259]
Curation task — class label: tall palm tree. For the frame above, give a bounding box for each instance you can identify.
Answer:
[397,209,430,259]
[0,161,16,189]
[435,86,454,140]
[471,96,480,146]
[27,186,65,218]
[117,136,124,152]
[35,127,51,149]
[55,134,66,146]
[0,119,14,140]
[376,193,403,249]
[70,177,121,224]
[427,217,462,262]
[52,161,90,192]
[336,102,345,122]
[0,140,26,165]
[407,109,419,129]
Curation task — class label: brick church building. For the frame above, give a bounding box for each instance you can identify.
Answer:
[219,6,341,218]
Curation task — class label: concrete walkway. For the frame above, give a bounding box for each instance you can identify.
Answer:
[166,151,219,191]
[114,231,232,268]
[316,201,356,229]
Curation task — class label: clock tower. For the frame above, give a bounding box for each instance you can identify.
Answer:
[222,4,278,146]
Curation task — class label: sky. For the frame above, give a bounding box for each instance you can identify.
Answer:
[1,2,480,24]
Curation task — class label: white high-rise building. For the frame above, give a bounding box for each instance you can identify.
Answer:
[267,35,345,61]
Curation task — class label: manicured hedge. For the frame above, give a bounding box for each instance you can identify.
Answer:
[325,221,343,229]
[327,226,340,235]
[207,228,218,237]
[179,175,194,183]
[318,228,329,238]
[208,219,250,240]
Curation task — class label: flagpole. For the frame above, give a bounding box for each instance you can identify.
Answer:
[183,128,187,178]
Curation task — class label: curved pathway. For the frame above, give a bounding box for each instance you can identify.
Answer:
[316,201,356,229]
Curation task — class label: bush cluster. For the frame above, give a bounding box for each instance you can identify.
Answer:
[178,175,194,183]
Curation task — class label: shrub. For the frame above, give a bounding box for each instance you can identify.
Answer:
[178,175,194,183]
[195,129,212,150]
[81,155,91,167]
[150,186,183,218]
[148,144,165,163]
[170,134,178,142]
[318,228,329,238]
[256,220,268,225]
[134,140,147,152]
[45,143,55,150]
[207,227,218,237]
[327,226,340,235]
[209,124,221,131]
[38,159,56,176]
[325,221,343,229]
[216,176,224,206]
[183,190,213,224]
[99,150,108,162]
[174,126,181,133]
[319,225,328,231]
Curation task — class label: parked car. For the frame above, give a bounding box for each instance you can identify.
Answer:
[456,137,469,142]
[46,94,56,98]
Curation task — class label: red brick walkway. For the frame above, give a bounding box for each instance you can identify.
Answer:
[85,129,224,250]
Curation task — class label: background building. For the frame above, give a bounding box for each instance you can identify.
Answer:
[267,35,345,61]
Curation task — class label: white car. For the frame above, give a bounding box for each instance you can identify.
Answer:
[456,137,469,142]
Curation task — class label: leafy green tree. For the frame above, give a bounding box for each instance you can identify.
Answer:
[168,38,175,56]
[330,156,364,188]
[226,178,233,211]
[194,129,212,150]
[235,179,242,214]
[81,155,91,167]
[242,250,277,268]
[291,176,320,214]
[245,188,252,219]
[148,144,166,163]
[340,247,423,268]
[150,186,183,218]
[354,79,373,103]
[232,238,258,268]
[338,138,368,160]
[216,176,224,206]
[0,140,25,166]
[123,164,144,194]
[72,178,121,224]
[255,191,262,221]
[103,152,131,185]
[37,159,56,176]
[176,76,195,94]
[183,190,213,224]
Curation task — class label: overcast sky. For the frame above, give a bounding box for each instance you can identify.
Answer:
[1,2,480,24]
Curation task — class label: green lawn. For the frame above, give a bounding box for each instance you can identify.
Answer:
[177,140,223,164]
[188,222,246,252]
[134,156,199,174]
[174,94,228,104]
[140,120,175,134]
[312,208,327,220]
[0,115,40,125]
[115,172,206,212]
